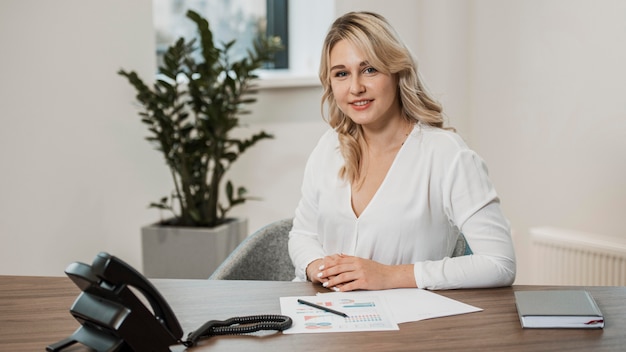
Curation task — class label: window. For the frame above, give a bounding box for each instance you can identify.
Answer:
[153,0,288,69]
[153,0,334,87]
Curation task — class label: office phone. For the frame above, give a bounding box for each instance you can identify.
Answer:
[46,252,292,352]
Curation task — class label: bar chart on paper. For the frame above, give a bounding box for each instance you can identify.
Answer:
[280,295,399,334]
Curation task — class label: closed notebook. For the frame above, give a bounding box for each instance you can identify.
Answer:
[514,290,604,329]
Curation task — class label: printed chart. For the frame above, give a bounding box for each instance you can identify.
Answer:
[280,295,399,334]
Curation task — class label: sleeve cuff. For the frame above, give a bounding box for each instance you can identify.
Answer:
[413,261,426,289]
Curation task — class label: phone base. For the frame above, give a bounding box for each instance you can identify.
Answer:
[46,326,127,352]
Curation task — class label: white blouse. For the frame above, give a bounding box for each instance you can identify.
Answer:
[288,123,516,289]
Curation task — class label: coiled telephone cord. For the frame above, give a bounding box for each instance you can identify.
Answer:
[183,314,293,347]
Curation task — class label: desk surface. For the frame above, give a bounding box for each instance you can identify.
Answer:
[0,276,624,351]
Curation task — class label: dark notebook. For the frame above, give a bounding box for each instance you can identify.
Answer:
[514,290,604,329]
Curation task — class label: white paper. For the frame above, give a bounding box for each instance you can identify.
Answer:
[317,288,482,324]
[280,295,399,334]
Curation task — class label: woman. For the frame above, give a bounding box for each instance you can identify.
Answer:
[288,11,516,291]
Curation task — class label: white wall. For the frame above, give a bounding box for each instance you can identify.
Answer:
[1,0,624,284]
[468,0,626,283]
[0,0,165,274]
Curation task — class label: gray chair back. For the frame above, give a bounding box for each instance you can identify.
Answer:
[209,218,295,281]
[452,233,473,257]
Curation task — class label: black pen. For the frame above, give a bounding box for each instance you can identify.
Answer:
[297,299,349,318]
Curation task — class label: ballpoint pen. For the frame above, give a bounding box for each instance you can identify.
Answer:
[297,299,349,318]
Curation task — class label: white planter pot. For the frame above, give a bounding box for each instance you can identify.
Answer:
[141,218,248,279]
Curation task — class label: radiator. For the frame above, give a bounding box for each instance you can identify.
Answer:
[529,227,626,286]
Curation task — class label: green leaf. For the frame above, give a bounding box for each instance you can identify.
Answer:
[225,181,234,200]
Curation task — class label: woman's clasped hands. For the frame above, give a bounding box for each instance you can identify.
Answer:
[306,254,416,292]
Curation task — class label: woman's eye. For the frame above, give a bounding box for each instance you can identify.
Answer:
[364,67,377,74]
[334,71,347,77]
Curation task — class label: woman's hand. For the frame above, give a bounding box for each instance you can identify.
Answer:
[317,254,416,291]
[305,257,342,289]
[305,258,327,284]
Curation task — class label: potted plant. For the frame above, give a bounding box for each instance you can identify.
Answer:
[118,10,282,279]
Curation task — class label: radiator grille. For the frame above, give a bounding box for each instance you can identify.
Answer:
[530,227,626,286]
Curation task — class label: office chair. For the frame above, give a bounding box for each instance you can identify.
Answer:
[209,219,473,281]
[209,218,295,281]
[453,233,473,257]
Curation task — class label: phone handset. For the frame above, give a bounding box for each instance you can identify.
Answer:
[90,252,183,338]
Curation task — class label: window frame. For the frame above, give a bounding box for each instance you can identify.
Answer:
[266,0,289,69]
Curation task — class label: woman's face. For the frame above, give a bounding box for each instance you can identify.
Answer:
[329,39,401,129]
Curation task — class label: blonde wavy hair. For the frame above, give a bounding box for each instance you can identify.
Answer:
[319,11,447,185]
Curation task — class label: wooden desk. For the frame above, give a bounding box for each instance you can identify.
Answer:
[0,276,624,351]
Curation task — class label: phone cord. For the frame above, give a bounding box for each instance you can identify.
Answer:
[182,314,293,347]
